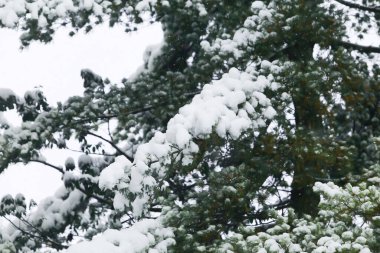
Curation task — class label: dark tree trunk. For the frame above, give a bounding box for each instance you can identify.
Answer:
[286,1,324,216]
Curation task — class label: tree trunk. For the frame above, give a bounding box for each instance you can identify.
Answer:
[287,1,324,216]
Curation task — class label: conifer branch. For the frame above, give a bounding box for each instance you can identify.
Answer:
[76,185,114,208]
[65,147,116,157]
[28,158,113,209]
[85,131,133,161]
[30,159,64,174]
[334,0,380,13]
[334,40,380,54]
[2,215,67,249]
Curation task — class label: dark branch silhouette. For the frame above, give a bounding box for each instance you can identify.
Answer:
[334,40,380,54]
[335,0,380,13]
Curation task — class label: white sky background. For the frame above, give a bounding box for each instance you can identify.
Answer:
[0,23,163,203]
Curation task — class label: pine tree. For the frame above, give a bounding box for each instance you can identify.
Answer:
[0,0,380,252]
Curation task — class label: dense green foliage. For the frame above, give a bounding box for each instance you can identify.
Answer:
[0,0,380,252]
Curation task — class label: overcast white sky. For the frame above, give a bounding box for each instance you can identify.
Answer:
[0,23,162,203]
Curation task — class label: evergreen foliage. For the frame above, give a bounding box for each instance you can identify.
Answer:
[0,0,379,252]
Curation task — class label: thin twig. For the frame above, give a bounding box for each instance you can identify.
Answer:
[30,159,64,174]
[65,147,116,157]
[86,131,133,160]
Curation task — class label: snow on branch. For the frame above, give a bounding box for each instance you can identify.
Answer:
[99,64,280,217]
[67,218,174,253]
[0,0,161,46]
[0,0,162,29]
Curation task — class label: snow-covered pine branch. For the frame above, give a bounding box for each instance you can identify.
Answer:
[1,0,380,252]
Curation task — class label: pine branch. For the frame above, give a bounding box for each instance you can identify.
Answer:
[249,221,277,231]
[2,215,67,249]
[18,216,66,248]
[67,104,164,126]
[76,185,114,208]
[29,158,114,209]
[30,159,64,174]
[85,131,133,161]
[334,40,380,54]
[64,147,116,157]
[334,0,380,13]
